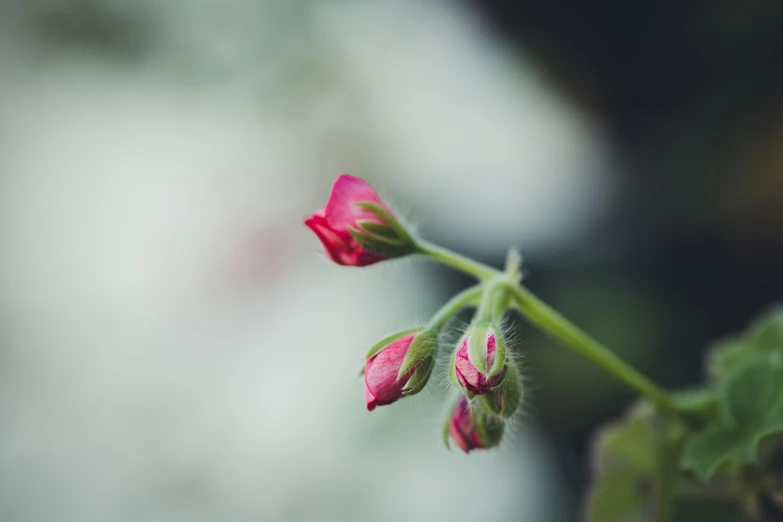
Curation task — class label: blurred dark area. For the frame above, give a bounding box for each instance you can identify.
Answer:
[437,0,783,517]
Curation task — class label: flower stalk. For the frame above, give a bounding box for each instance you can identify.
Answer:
[414,239,679,415]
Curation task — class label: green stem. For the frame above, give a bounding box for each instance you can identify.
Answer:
[416,239,497,280]
[510,285,677,413]
[416,242,679,414]
[474,276,512,324]
[428,285,483,332]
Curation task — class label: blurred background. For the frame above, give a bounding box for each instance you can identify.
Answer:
[0,0,782,521]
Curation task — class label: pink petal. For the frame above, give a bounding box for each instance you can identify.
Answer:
[364,380,378,411]
[455,340,482,389]
[486,333,496,368]
[364,335,416,407]
[454,335,503,395]
[324,174,385,229]
[449,417,471,453]
[449,397,481,453]
[304,213,350,264]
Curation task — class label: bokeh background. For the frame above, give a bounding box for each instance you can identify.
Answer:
[1,1,782,521]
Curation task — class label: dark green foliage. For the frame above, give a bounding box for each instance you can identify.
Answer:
[586,308,783,521]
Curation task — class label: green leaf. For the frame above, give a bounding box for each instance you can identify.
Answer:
[707,307,783,380]
[721,358,783,426]
[586,403,686,522]
[682,360,783,480]
[681,427,748,481]
[593,405,656,477]
[586,475,651,522]
[749,306,783,351]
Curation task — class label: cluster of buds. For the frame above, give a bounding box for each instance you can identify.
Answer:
[306,174,523,453]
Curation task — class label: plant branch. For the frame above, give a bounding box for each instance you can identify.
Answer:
[415,239,497,280]
[428,285,483,332]
[510,284,678,414]
[416,241,679,415]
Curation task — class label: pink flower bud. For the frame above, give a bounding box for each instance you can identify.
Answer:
[364,332,435,411]
[305,174,410,266]
[448,396,503,453]
[454,328,506,395]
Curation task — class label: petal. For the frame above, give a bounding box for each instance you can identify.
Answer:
[470,432,486,450]
[364,335,415,404]
[324,174,386,230]
[449,418,471,453]
[449,397,477,453]
[455,342,482,389]
[455,366,470,389]
[364,379,378,411]
[305,213,362,265]
[305,212,386,266]
[486,333,496,368]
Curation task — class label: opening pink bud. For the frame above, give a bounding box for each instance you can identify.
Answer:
[454,333,506,395]
[448,396,488,453]
[304,174,393,266]
[364,334,419,411]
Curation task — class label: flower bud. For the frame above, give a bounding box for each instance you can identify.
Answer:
[363,329,437,411]
[479,362,523,418]
[446,396,504,453]
[304,174,415,266]
[451,324,507,395]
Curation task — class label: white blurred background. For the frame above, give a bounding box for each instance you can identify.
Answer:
[0,1,615,521]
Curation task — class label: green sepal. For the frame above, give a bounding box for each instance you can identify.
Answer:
[402,356,435,396]
[350,226,403,246]
[348,199,417,259]
[348,227,415,258]
[480,362,522,418]
[487,326,507,378]
[365,328,421,360]
[472,404,505,449]
[355,201,410,239]
[354,220,399,239]
[466,324,491,374]
[465,323,507,378]
[442,395,460,451]
[397,329,438,381]
[478,393,501,417]
[448,351,460,388]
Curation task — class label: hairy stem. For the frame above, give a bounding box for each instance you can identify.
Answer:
[428,285,483,332]
[510,284,678,413]
[416,239,497,280]
[416,241,679,414]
